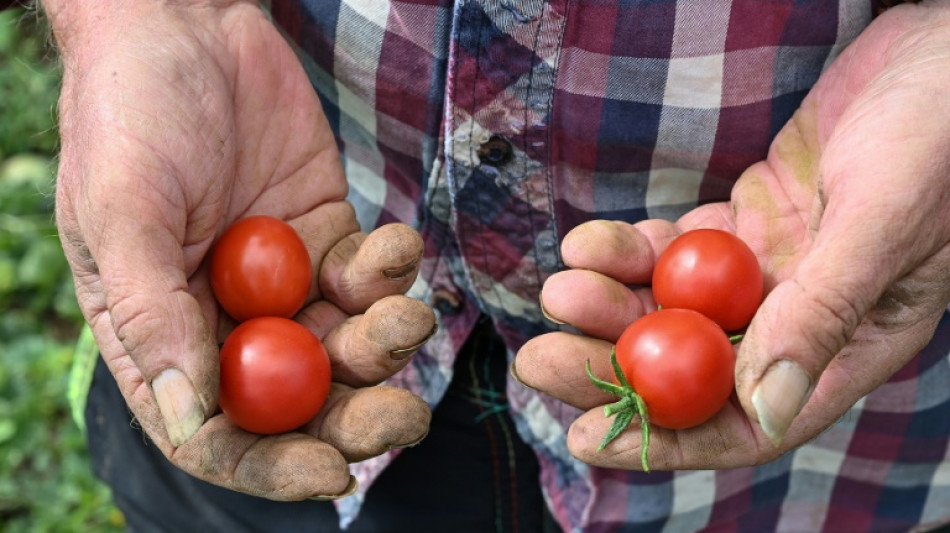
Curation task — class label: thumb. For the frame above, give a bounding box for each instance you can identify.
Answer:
[75,180,220,448]
[733,13,950,444]
[736,247,862,446]
[735,176,935,447]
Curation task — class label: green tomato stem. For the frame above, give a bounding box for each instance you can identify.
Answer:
[588,348,651,472]
[604,395,635,417]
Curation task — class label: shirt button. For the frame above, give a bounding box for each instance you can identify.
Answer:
[431,289,463,316]
[477,135,513,166]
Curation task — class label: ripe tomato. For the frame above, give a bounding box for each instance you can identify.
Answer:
[218,316,331,434]
[652,228,763,331]
[615,308,735,429]
[210,215,312,322]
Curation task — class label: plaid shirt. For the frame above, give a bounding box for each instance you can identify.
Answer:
[270,1,950,531]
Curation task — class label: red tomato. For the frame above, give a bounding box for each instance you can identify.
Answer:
[210,215,312,322]
[653,228,763,331]
[615,308,734,429]
[218,317,331,434]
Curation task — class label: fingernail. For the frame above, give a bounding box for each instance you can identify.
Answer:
[310,475,359,501]
[152,368,205,447]
[390,324,438,360]
[751,360,814,446]
[390,428,430,450]
[539,293,565,325]
[383,258,420,280]
[509,361,538,391]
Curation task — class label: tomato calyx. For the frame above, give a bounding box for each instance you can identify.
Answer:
[587,331,744,472]
[585,333,742,472]
[586,348,652,472]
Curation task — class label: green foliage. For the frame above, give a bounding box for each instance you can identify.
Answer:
[0,155,79,326]
[0,8,124,532]
[0,336,124,533]
[0,8,60,158]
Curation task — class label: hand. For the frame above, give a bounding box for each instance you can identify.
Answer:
[515,4,950,470]
[51,1,434,499]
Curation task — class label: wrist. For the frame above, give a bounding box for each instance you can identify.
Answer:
[42,1,244,65]
[42,2,153,65]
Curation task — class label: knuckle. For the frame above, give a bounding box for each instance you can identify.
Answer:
[108,284,194,370]
[794,280,862,357]
[362,296,435,347]
[110,290,166,356]
[319,233,364,307]
[57,220,100,277]
[869,249,950,331]
[366,223,424,258]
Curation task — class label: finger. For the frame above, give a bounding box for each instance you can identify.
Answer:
[311,295,437,386]
[560,219,681,285]
[513,332,616,410]
[675,201,737,234]
[733,15,950,446]
[294,299,350,339]
[173,414,355,501]
[736,229,936,445]
[72,184,218,448]
[304,383,432,463]
[566,399,771,471]
[285,201,362,304]
[539,270,652,340]
[85,321,359,501]
[319,223,424,315]
[736,143,949,446]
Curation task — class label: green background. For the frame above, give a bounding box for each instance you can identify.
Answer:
[0,8,125,532]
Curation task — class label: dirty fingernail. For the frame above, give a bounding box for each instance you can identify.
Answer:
[510,361,537,391]
[539,293,565,325]
[751,359,813,446]
[390,324,438,361]
[383,258,420,280]
[390,428,430,450]
[310,476,359,501]
[152,368,205,447]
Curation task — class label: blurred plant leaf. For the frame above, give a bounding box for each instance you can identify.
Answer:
[0,9,60,156]
[17,236,67,290]
[0,8,124,532]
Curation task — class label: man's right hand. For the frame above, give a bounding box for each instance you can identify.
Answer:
[47,0,435,500]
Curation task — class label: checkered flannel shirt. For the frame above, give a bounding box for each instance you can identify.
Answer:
[269,1,950,531]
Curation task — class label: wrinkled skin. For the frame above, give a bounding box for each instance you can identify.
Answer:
[50,1,434,499]
[517,4,950,470]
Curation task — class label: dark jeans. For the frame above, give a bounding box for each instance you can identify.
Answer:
[86,319,562,533]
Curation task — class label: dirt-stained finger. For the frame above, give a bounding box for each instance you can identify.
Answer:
[170,413,353,501]
[540,270,651,340]
[566,397,771,472]
[560,219,680,285]
[318,223,424,315]
[309,295,436,386]
[305,383,432,462]
[286,201,362,305]
[513,332,616,410]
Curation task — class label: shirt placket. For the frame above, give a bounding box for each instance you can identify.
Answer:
[438,6,591,529]
[442,0,568,326]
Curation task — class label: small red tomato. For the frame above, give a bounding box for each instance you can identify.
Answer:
[615,308,735,429]
[210,215,312,322]
[653,228,763,331]
[218,316,331,434]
